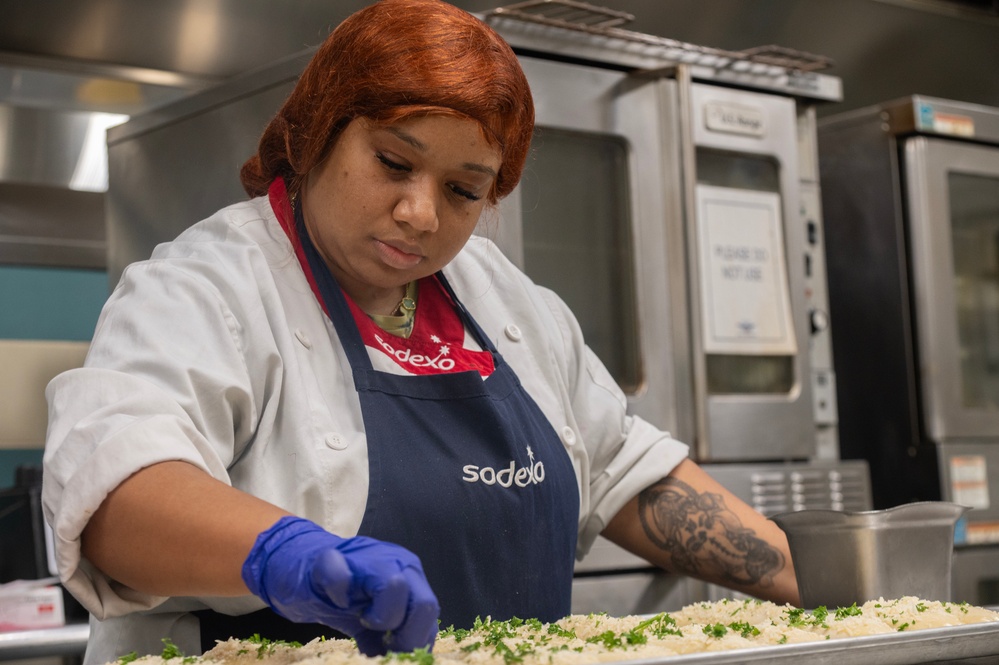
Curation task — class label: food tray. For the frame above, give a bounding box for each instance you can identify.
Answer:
[615,620,999,665]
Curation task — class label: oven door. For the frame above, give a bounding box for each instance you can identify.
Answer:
[487,55,690,440]
[686,84,816,461]
[904,137,999,439]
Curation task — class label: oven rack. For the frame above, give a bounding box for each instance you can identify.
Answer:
[486,0,835,73]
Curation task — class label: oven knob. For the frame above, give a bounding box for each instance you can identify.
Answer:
[810,309,829,334]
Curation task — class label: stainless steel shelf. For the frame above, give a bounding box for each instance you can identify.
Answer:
[0,623,89,661]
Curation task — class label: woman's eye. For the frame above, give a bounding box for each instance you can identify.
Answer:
[450,184,482,202]
[377,153,409,172]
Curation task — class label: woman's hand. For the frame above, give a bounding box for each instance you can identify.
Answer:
[242,516,440,655]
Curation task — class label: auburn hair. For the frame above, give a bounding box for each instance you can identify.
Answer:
[240,0,534,204]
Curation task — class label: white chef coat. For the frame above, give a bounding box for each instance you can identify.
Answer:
[42,195,689,664]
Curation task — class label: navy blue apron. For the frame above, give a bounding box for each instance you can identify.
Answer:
[198,201,578,648]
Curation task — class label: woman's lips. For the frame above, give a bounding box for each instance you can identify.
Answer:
[374,239,424,270]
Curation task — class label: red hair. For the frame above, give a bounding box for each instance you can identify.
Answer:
[240,0,534,203]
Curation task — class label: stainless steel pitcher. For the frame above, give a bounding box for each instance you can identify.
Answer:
[771,501,969,609]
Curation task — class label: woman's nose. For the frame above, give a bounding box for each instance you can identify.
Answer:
[394,179,439,232]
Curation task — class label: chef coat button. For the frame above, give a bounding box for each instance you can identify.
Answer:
[504,324,523,342]
[295,329,312,349]
[560,426,577,446]
[325,433,347,450]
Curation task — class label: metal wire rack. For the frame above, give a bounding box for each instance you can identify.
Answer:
[485,0,835,72]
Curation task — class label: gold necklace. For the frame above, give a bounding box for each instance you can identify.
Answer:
[394,288,417,316]
[370,281,418,338]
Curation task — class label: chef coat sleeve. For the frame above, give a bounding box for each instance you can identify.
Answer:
[532,286,690,559]
[42,246,265,619]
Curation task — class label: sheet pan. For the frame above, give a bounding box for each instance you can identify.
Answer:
[614,620,999,665]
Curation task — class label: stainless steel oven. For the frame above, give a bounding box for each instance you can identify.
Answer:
[106,1,872,616]
[819,96,999,607]
[480,2,871,614]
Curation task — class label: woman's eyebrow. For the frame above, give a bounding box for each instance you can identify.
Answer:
[385,126,498,178]
[387,126,426,151]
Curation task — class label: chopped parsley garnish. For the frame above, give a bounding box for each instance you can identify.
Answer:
[156,639,197,664]
[630,613,683,639]
[586,630,624,650]
[702,623,728,639]
[728,621,760,638]
[783,608,808,627]
[385,648,435,665]
[245,633,302,658]
[118,652,139,664]
[834,603,863,620]
[546,623,576,639]
[160,638,185,661]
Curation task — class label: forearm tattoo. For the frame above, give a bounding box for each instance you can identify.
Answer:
[638,477,783,589]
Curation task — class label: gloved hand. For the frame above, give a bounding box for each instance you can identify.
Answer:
[242,516,440,655]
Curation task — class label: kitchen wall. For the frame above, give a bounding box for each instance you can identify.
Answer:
[0,265,106,488]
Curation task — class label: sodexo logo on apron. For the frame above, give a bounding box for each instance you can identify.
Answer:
[462,446,546,488]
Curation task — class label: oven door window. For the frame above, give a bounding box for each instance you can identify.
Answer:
[519,126,641,394]
[949,170,999,410]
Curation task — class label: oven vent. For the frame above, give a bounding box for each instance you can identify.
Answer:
[749,466,873,516]
[487,0,834,73]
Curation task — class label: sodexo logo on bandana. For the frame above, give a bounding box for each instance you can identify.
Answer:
[373,333,456,371]
[462,446,545,488]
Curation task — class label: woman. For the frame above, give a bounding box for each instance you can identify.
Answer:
[42,1,799,664]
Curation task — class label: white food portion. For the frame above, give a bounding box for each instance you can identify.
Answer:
[118,597,999,665]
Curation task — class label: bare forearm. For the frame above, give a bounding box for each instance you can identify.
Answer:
[80,460,290,597]
[602,459,800,606]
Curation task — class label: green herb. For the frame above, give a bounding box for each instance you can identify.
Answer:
[834,603,863,620]
[727,621,760,638]
[439,625,472,643]
[160,638,184,661]
[244,633,302,658]
[385,648,435,665]
[118,652,139,664]
[777,635,788,644]
[783,608,808,628]
[631,612,682,638]
[491,640,522,664]
[546,623,575,639]
[897,622,910,632]
[702,623,728,639]
[586,630,624,650]
[459,641,482,653]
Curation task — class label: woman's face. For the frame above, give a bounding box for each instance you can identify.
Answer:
[301,114,502,313]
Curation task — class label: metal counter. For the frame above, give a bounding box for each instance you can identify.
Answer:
[0,623,88,661]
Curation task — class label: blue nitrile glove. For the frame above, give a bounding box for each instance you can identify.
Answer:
[242,516,440,655]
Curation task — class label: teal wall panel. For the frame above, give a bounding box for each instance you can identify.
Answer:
[0,449,44,489]
[0,265,108,341]
[0,265,108,489]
